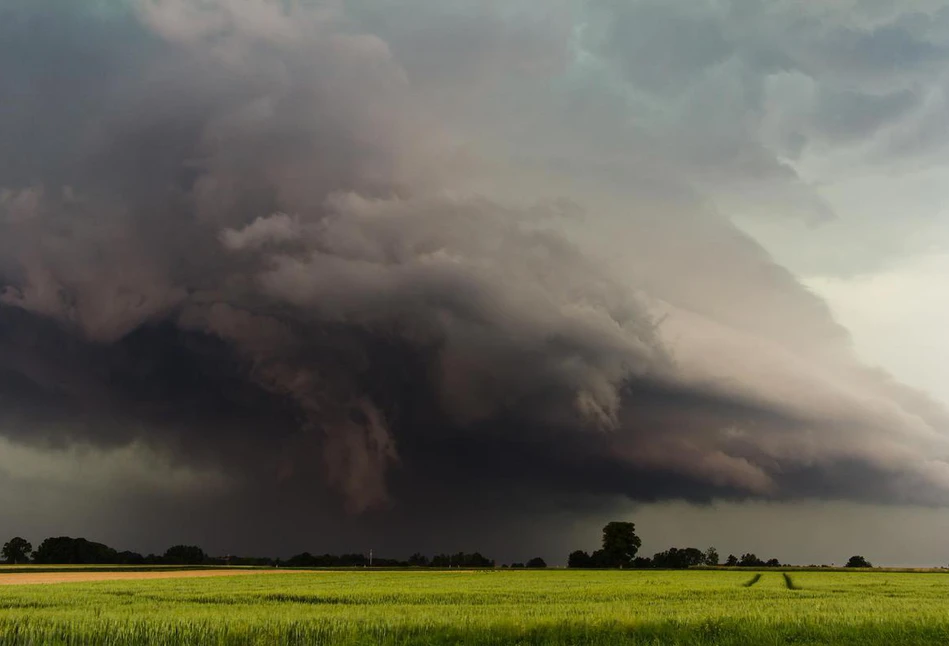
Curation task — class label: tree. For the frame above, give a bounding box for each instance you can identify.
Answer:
[765,558,781,567]
[652,547,706,569]
[600,522,641,568]
[846,555,871,568]
[430,552,493,568]
[526,557,547,568]
[724,554,738,567]
[568,550,593,568]
[1,537,32,564]
[117,551,145,565]
[285,552,317,567]
[704,547,719,566]
[739,553,764,567]
[338,553,369,567]
[590,549,613,568]
[408,553,429,567]
[163,545,206,565]
[464,552,494,568]
[33,537,118,564]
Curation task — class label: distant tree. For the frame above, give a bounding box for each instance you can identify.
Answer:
[590,549,614,568]
[408,553,429,567]
[510,562,525,568]
[724,554,739,567]
[651,547,706,569]
[285,552,317,567]
[117,551,145,565]
[678,547,706,568]
[704,547,720,566]
[280,552,389,568]
[33,537,119,564]
[466,552,494,568]
[568,550,593,568]
[163,545,206,565]
[430,552,493,568]
[738,553,763,567]
[600,522,641,568]
[526,557,547,569]
[339,553,370,567]
[1,538,32,564]
[765,558,781,567]
[632,556,653,568]
[846,555,872,568]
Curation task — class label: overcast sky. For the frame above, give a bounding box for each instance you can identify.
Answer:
[3,0,949,566]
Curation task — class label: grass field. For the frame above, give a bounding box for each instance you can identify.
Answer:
[2,568,949,645]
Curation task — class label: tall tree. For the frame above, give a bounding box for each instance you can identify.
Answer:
[704,547,720,566]
[1,537,32,564]
[600,522,642,568]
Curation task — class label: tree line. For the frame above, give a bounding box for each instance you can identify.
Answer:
[564,522,872,569]
[0,526,874,569]
[0,536,513,568]
[0,537,264,566]
[283,552,501,568]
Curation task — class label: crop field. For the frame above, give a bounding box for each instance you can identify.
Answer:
[2,568,949,645]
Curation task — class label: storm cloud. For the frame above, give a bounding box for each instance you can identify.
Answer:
[3,0,949,557]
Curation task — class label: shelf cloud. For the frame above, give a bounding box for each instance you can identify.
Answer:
[2,0,949,554]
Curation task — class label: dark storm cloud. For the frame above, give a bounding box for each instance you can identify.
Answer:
[2,0,949,544]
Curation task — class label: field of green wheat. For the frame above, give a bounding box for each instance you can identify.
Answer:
[2,568,949,645]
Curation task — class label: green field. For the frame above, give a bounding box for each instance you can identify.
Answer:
[3,568,949,645]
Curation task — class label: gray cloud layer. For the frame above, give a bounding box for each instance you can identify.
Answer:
[2,0,949,551]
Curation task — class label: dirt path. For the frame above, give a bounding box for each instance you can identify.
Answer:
[0,569,295,586]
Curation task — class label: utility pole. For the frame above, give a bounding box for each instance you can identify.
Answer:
[369,549,373,567]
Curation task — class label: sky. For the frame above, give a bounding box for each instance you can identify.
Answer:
[3,0,949,566]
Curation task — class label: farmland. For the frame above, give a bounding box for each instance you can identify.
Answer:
[2,568,949,645]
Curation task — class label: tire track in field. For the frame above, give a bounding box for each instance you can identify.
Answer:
[782,573,800,590]
[742,573,762,587]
